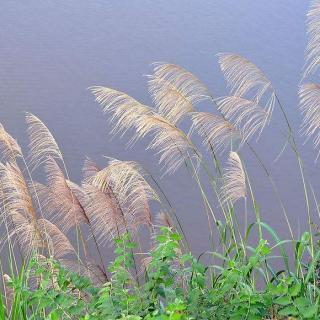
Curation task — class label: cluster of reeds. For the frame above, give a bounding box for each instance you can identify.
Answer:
[2,1,320,318]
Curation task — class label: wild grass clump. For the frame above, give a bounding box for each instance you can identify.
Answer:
[2,1,320,319]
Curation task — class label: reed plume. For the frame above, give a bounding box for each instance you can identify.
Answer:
[35,158,89,232]
[59,258,108,286]
[0,162,37,221]
[141,114,200,174]
[1,211,39,257]
[82,158,101,179]
[217,53,275,126]
[190,112,241,152]
[36,219,75,259]
[25,113,63,170]
[217,53,273,100]
[148,63,211,124]
[85,158,157,242]
[303,0,320,78]
[0,161,76,259]
[220,151,246,204]
[299,83,320,159]
[217,96,268,142]
[90,86,152,143]
[0,125,22,161]
[79,182,125,245]
[90,87,200,174]
[3,214,69,262]
[82,159,151,245]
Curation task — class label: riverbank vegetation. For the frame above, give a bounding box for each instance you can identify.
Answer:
[2,1,320,319]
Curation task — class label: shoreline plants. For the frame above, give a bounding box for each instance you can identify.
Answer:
[2,1,320,319]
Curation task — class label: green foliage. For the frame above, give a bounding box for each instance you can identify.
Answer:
[1,227,320,319]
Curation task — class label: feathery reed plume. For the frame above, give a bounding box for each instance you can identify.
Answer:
[190,112,241,152]
[59,259,108,287]
[0,125,22,161]
[1,211,39,257]
[221,152,246,204]
[90,86,152,142]
[0,162,43,257]
[217,53,273,100]
[87,158,157,238]
[0,163,73,258]
[91,87,200,174]
[303,0,320,78]
[25,113,63,170]
[299,83,320,159]
[2,215,74,260]
[35,158,88,232]
[217,53,275,125]
[37,219,75,259]
[0,162,37,221]
[148,63,211,124]
[82,158,101,179]
[80,182,126,245]
[141,114,200,174]
[217,96,268,142]
[82,159,129,243]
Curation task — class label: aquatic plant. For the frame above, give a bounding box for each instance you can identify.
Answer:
[2,1,320,319]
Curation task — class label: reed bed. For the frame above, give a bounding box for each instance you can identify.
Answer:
[1,1,320,319]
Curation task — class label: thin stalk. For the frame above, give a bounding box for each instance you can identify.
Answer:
[275,94,313,256]
[246,143,294,240]
[242,163,262,239]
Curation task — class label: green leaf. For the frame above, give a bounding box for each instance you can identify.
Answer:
[274,295,292,306]
[289,282,301,297]
[278,305,299,316]
[295,296,310,310]
[302,304,318,318]
[50,311,59,320]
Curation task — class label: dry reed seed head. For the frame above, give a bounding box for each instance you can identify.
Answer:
[59,258,108,287]
[217,96,269,142]
[217,53,273,100]
[299,83,320,159]
[1,208,74,259]
[217,53,275,126]
[81,182,127,245]
[82,158,101,179]
[91,86,200,174]
[221,151,246,205]
[38,158,89,232]
[89,158,157,226]
[150,82,194,125]
[190,112,241,153]
[0,124,22,161]
[303,0,320,78]
[81,158,157,245]
[0,162,37,222]
[138,114,201,175]
[2,211,42,258]
[148,63,211,124]
[36,219,75,259]
[90,86,153,142]
[25,113,63,170]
